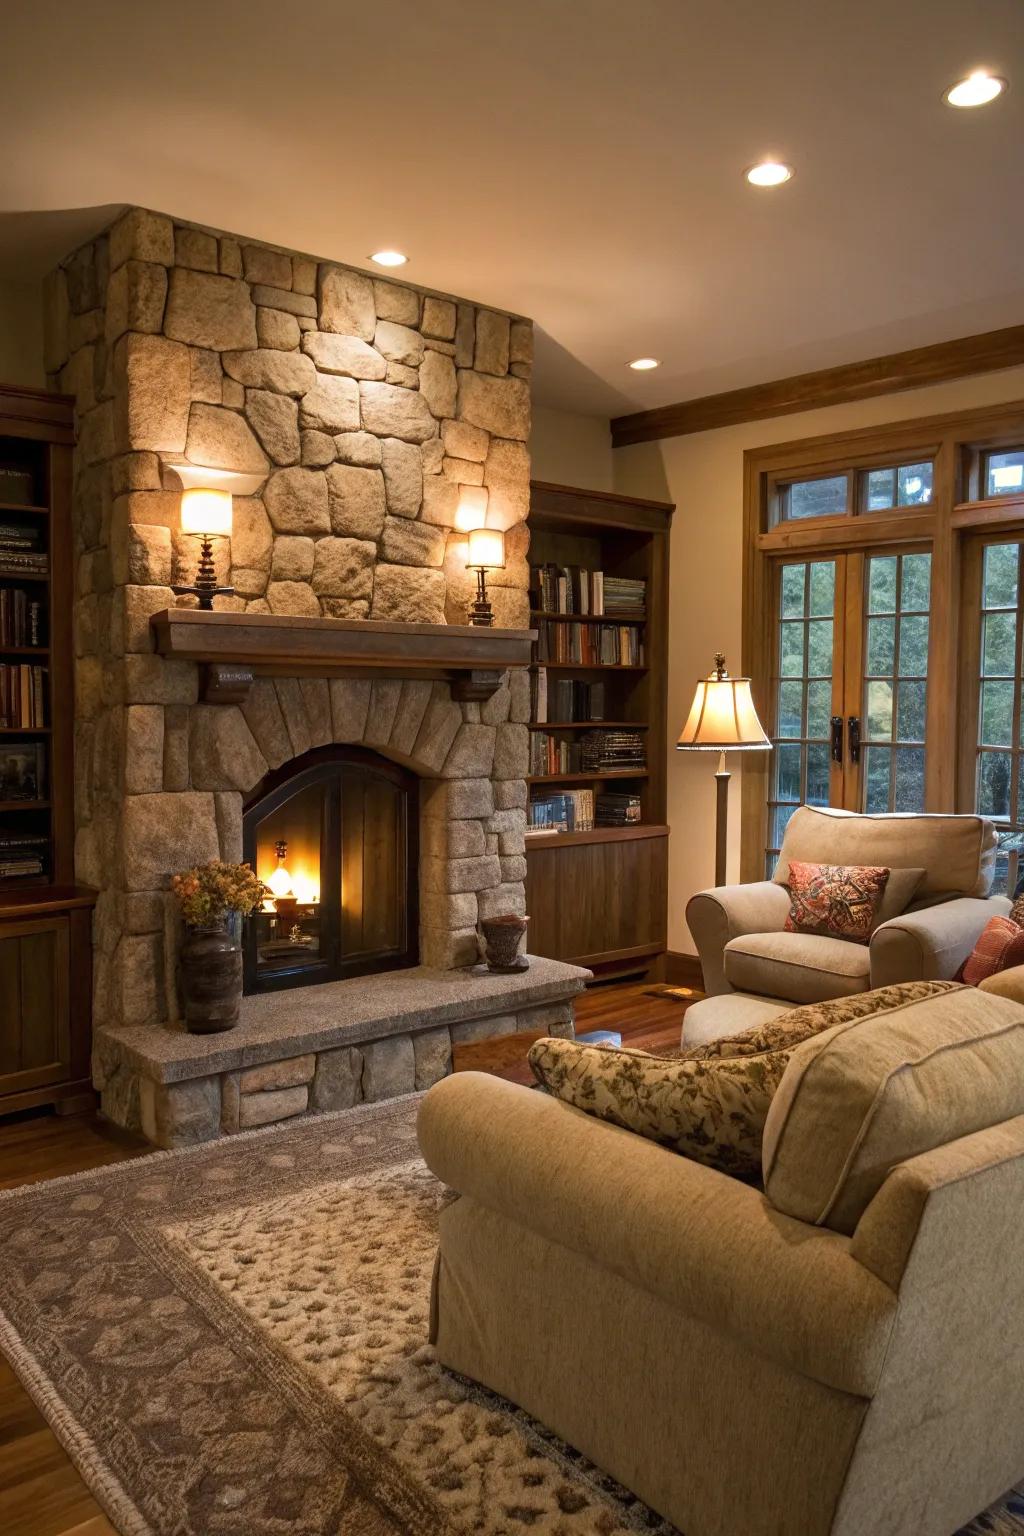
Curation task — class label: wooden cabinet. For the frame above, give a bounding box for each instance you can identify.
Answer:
[525,824,668,972]
[0,386,94,1117]
[525,482,674,981]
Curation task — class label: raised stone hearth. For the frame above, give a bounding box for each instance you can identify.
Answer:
[95,956,587,1147]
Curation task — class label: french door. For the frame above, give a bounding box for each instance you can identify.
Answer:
[765,548,931,872]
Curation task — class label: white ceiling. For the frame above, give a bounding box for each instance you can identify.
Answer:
[2,0,1022,417]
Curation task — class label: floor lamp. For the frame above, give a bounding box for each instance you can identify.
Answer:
[676,653,772,887]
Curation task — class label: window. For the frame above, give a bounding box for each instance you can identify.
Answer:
[862,461,933,511]
[861,552,930,812]
[779,474,847,521]
[768,560,836,868]
[745,400,1024,887]
[972,541,1024,892]
[984,449,1024,499]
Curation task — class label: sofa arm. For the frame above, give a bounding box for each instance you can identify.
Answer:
[869,895,1010,987]
[686,881,792,995]
[418,1071,896,1397]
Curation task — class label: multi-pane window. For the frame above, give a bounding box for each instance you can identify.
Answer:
[984,449,1024,499]
[863,462,933,511]
[767,559,835,869]
[861,552,930,812]
[780,476,847,521]
[974,541,1024,893]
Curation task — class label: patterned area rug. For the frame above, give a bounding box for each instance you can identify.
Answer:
[0,1093,1021,1536]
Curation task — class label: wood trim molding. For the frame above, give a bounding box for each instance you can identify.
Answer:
[610,324,1024,447]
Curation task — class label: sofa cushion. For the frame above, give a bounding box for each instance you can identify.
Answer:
[762,983,1024,1234]
[772,805,997,898]
[724,930,872,1003]
[527,1035,791,1180]
[784,860,891,943]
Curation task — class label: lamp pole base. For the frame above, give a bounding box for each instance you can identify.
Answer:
[714,750,730,888]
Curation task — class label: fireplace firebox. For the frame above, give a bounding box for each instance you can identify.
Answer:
[242,746,419,994]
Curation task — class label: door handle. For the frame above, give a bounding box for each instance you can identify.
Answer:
[830,715,844,763]
[848,716,861,764]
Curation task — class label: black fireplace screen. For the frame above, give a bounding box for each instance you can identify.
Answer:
[242,746,419,993]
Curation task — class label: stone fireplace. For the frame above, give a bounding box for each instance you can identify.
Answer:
[42,205,588,1146]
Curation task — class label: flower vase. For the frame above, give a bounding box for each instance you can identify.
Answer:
[179,913,243,1034]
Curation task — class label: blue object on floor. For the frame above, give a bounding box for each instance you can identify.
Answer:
[576,1030,622,1048]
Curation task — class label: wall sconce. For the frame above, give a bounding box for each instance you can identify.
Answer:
[466,526,505,626]
[172,487,235,610]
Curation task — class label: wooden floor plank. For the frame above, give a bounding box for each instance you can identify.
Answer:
[0,980,689,1534]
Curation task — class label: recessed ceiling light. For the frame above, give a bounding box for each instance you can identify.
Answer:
[745,161,794,188]
[628,357,660,371]
[944,70,1006,107]
[370,250,408,267]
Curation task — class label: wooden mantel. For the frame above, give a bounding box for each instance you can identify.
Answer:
[150,609,537,703]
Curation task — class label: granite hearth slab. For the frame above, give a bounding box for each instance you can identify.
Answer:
[97,955,590,1085]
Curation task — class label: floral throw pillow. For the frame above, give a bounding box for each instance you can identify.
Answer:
[528,1036,793,1180]
[784,860,891,945]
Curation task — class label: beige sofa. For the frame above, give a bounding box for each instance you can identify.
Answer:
[418,983,1024,1536]
[685,807,1008,1042]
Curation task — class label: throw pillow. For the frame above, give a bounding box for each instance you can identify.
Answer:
[785,860,891,944]
[961,915,1024,986]
[528,1035,791,1180]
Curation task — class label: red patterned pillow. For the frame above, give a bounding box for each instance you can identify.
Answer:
[961,915,1024,986]
[784,861,891,945]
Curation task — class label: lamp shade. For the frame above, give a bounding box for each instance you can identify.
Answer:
[180,486,233,537]
[467,526,505,570]
[677,655,771,752]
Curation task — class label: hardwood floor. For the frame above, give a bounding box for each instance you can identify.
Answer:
[0,980,689,1535]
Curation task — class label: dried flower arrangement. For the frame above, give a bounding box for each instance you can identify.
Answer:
[170,860,265,928]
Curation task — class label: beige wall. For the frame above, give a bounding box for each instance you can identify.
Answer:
[0,280,45,389]
[530,404,612,491]
[614,364,1024,956]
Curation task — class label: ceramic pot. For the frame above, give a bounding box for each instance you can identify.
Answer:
[179,916,243,1034]
[481,913,529,972]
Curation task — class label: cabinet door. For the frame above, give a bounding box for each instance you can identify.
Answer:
[525,832,668,969]
[0,916,71,1097]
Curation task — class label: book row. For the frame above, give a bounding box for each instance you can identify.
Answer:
[0,664,47,728]
[535,621,644,667]
[0,831,48,880]
[528,729,647,776]
[531,669,606,723]
[530,564,646,617]
[526,789,643,834]
[0,587,44,648]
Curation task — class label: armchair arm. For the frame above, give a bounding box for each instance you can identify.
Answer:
[418,1071,896,1396]
[979,963,1024,1003]
[869,895,1010,988]
[686,881,792,995]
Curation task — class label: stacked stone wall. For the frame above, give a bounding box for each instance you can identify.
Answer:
[42,208,534,1033]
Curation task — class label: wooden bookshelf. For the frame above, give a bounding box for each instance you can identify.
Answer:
[524,481,673,982]
[0,386,94,1118]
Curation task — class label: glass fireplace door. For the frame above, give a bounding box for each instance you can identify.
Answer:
[249,773,338,987]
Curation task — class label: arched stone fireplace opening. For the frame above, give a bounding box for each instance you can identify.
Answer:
[242,745,419,993]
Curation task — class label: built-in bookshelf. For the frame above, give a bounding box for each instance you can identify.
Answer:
[0,387,94,1118]
[524,481,673,981]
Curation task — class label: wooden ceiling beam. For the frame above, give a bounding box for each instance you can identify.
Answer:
[610,324,1024,448]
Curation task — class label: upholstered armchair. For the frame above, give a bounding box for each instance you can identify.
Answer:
[685,807,1008,1041]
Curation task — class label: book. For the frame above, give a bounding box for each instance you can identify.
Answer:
[0,663,47,727]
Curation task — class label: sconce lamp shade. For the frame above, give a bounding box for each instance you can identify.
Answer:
[180,486,233,537]
[467,526,506,571]
[455,485,489,533]
[677,655,770,751]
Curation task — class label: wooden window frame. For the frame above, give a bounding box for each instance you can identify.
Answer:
[741,397,1024,882]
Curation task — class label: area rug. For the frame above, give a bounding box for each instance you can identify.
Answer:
[0,1095,1021,1536]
